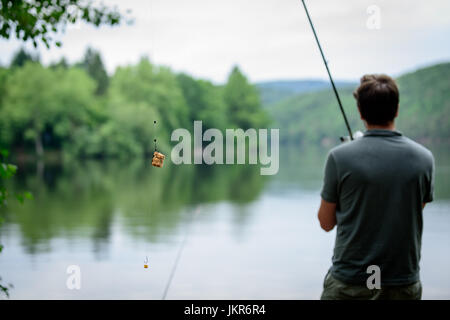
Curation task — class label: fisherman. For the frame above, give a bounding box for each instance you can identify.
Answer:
[317,74,435,300]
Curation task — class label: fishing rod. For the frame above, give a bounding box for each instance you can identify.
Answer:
[300,0,354,140]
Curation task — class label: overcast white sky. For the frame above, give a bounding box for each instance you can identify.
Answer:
[0,0,449,83]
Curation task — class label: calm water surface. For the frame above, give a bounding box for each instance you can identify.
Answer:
[0,145,449,299]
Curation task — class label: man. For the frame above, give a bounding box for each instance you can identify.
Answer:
[318,74,434,300]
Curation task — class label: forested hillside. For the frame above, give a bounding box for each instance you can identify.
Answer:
[256,79,356,106]
[267,62,450,146]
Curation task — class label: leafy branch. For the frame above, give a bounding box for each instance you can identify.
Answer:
[0,0,131,48]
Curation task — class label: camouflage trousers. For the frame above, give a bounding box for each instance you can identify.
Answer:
[320,271,422,300]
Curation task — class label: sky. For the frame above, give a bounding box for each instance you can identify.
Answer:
[0,0,449,83]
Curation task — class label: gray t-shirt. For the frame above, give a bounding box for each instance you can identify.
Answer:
[321,129,434,286]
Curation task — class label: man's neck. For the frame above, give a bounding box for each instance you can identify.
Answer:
[365,122,396,131]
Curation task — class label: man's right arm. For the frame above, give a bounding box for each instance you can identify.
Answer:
[318,199,337,232]
[319,152,339,231]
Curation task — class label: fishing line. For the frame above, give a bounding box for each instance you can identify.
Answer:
[143,120,159,269]
[300,0,354,140]
[154,120,157,151]
[162,205,201,300]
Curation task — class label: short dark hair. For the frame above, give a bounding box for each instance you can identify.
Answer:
[353,74,399,126]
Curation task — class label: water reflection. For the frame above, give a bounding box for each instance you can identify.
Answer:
[2,159,269,256]
[3,143,450,256]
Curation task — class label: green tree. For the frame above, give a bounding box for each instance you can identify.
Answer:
[177,73,227,130]
[78,47,109,95]
[0,62,55,157]
[223,66,269,129]
[49,67,98,151]
[0,62,96,157]
[9,47,39,68]
[0,66,9,108]
[49,57,69,69]
[66,58,190,158]
[108,58,189,153]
